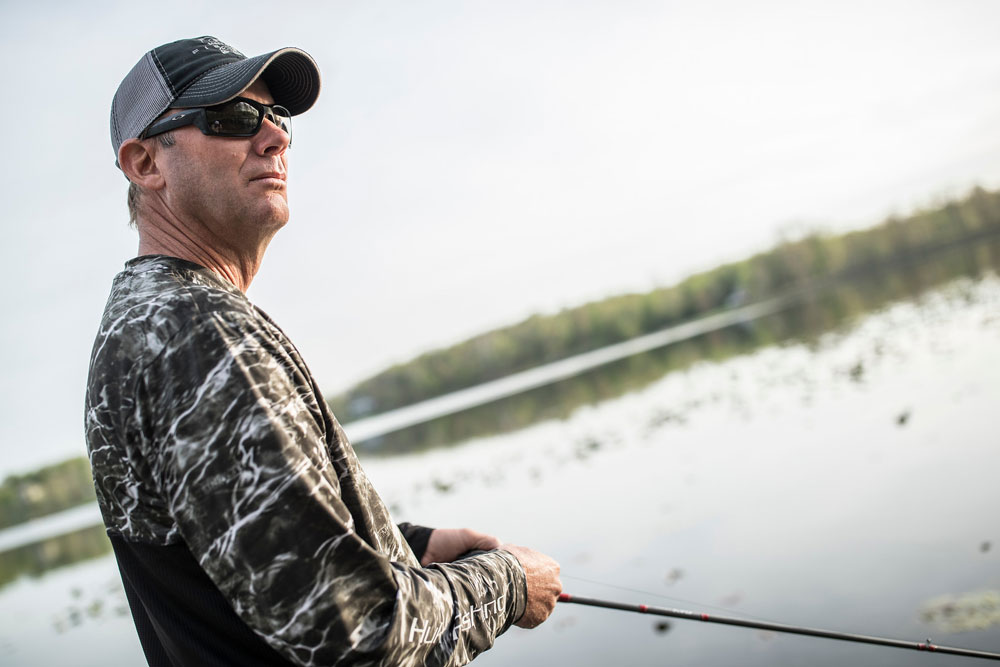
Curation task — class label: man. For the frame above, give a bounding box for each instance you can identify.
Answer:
[86,36,561,667]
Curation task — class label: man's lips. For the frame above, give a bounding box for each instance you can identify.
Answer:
[250,171,286,184]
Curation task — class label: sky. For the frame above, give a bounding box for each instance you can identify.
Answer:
[1,0,1000,476]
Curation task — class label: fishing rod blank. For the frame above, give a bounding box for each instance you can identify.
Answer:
[558,593,1000,662]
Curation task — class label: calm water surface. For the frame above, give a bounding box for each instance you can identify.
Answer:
[2,267,998,666]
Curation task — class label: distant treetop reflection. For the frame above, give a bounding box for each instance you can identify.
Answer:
[332,187,1000,426]
[357,236,1000,457]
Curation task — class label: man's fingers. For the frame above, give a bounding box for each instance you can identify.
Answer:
[471,532,502,550]
[422,528,504,565]
[500,543,562,629]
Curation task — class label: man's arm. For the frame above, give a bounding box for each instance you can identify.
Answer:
[141,311,534,667]
[417,533,563,629]
[402,526,562,626]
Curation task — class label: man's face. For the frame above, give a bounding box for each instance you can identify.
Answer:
[156,79,291,247]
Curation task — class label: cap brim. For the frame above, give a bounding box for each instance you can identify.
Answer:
[173,47,321,115]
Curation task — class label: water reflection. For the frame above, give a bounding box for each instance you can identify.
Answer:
[358,238,1000,457]
[0,523,127,638]
[0,525,110,591]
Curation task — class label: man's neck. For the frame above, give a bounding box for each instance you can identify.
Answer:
[136,213,270,293]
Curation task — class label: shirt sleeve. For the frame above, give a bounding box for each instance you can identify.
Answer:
[137,310,526,667]
[397,523,435,563]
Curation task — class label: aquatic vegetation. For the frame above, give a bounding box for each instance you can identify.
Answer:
[920,590,1000,633]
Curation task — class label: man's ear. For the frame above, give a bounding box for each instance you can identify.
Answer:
[118,138,165,191]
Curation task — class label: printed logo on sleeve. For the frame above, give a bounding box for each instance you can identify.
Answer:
[407,595,507,644]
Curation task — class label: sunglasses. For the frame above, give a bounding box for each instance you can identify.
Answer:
[142,97,293,145]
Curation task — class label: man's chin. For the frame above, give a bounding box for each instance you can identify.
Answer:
[258,199,290,230]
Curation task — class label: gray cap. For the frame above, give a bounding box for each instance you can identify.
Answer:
[110,36,321,164]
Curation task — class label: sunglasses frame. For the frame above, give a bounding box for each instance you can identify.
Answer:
[142,97,292,145]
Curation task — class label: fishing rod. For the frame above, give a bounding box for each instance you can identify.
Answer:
[557,593,1000,662]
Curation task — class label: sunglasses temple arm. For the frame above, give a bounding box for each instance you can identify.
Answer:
[143,110,203,139]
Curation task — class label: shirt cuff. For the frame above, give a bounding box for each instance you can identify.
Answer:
[397,522,434,562]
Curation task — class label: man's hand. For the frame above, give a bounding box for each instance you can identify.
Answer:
[421,528,502,566]
[499,543,562,629]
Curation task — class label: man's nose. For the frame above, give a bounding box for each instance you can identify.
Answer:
[253,117,290,156]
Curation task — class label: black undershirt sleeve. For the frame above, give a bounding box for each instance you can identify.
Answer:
[397,522,434,563]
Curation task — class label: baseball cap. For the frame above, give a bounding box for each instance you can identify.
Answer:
[110,36,321,164]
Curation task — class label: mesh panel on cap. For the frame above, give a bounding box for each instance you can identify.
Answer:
[110,52,173,159]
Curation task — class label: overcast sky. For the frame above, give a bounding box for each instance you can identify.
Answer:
[2,0,999,476]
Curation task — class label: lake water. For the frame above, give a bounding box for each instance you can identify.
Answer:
[2,243,999,666]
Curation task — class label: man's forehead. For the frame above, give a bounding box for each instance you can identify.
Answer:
[239,79,275,105]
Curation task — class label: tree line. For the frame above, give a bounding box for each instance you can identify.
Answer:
[329,186,1000,422]
[0,457,96,530]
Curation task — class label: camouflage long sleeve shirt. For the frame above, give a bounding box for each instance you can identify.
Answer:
[85,256,526,666]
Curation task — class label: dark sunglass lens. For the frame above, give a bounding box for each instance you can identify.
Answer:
[269,105,292,136]
[205,100,261,135]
